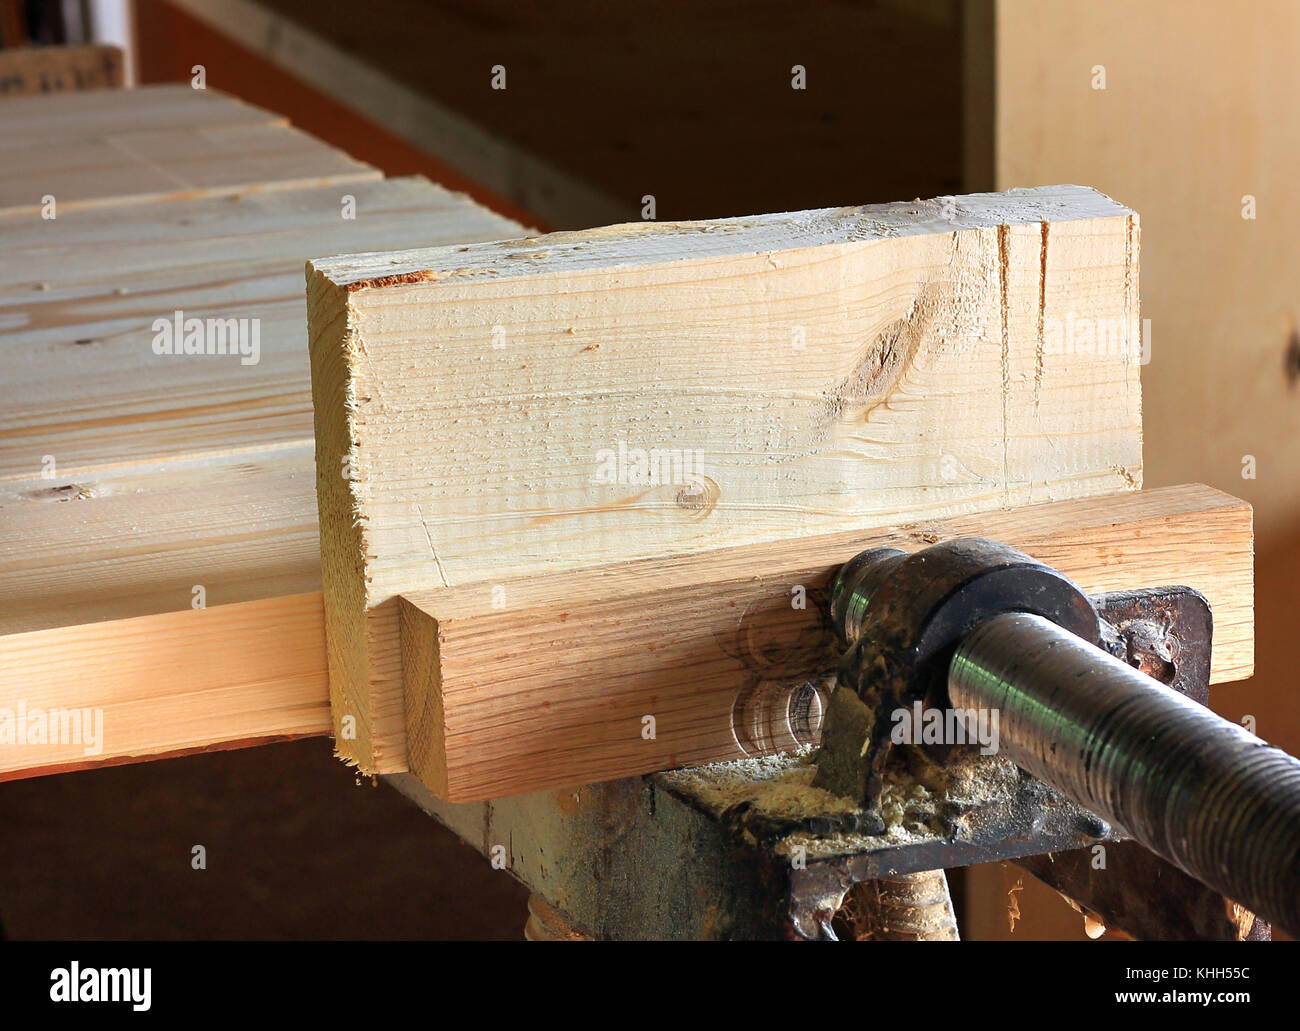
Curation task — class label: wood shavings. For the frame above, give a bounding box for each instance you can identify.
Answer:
[658,748,858,822]
[1225,899,1256,941]
[1007,875,1024,933]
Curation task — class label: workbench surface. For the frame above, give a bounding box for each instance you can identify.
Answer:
[0,84,522,777]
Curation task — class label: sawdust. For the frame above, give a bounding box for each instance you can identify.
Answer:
[659,748,859,821]
[878,770,935,832]
[661,741,1024,863]
[931,748,1021,811]
[776,761,947,861]
[1007,876,1025,933]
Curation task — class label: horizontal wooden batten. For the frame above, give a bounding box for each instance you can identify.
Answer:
[0,593,330,779]
[400,485,1253,801]
[0,83,282,146]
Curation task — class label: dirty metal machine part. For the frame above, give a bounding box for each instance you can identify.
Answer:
[1016,841,1271,941]
[1012,587,1267,940]
[822,539,1097,809]
[391,748,1109,940]
[828,538,1300,939]
[951,612,1300,939]
[389,580,1244,939]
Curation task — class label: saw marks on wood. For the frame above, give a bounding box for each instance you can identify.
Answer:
[308,184,1143,774]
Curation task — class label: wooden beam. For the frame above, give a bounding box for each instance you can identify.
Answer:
[308,184,1144,774]
[400,484,1252,801]
[0,593,329,779]
[0,83,281,145]
[0,123,380,216]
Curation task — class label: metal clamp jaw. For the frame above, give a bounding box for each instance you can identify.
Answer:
[818,538,1099,808]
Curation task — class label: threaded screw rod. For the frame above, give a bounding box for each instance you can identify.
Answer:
[950,611,1300,937]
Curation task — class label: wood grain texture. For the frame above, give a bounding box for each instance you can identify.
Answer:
[0,593,329,778]
[0,84,528,782]
[0,83,281,144]
[309,184,1144,773]
[0,174,521,630]
[0,176,520,479]
[0,446,321,635]
[0,173,524,777]
[399,484,1252,800]
[0,123,380,216]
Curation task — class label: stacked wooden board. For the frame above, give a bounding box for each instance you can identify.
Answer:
[0,85,521,777]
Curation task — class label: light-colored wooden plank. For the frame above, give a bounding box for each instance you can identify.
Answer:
[0,86,533,782]
[0,445,321,635]
[0,124,379,216]
[0,159,529,778]
[0,592,329,779]
[0,83,283,146]
[400,484,1252,800]
[309,184,1144,774]
[0,172,500,260]
[0,177,522,481]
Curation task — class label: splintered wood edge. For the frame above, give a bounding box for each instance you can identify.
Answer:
[307,263,377,770]
[306,191,533,774]
[398,484,1252,801]
[309,184,1130,289]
